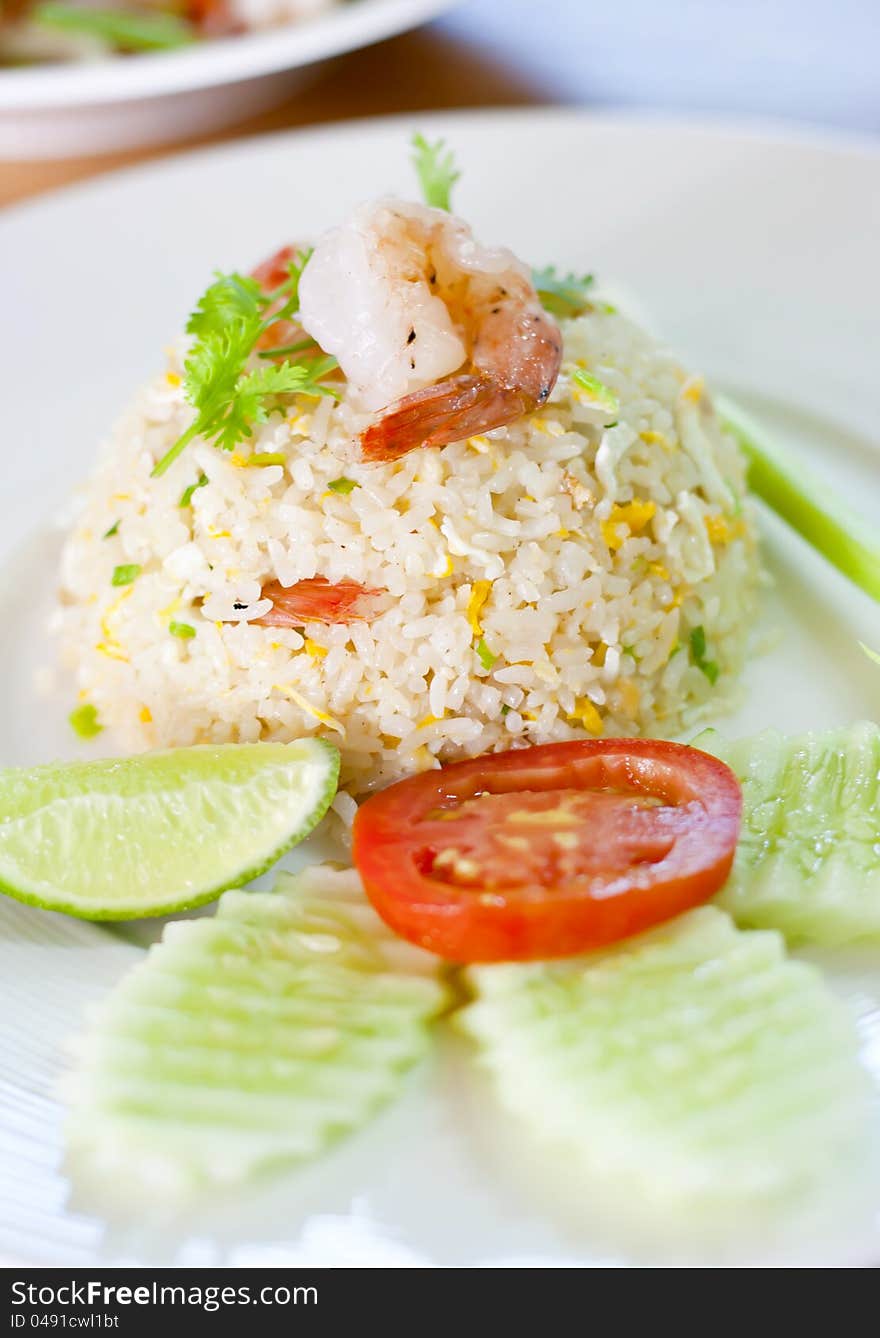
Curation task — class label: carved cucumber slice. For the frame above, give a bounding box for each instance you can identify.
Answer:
[65,865,447,1197]
[461,907,868,1216]
[697,722,880,944]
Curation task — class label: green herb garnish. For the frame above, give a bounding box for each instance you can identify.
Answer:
[214,360,338,456]
[475,638,498,670]
[257,338,318,362]
[102,520,120,540]
[111,564,141,588]
[572,368,619,415]
[179,474,209,508]
[689,626,719,684]
[169,621,196,640]
[533,266,594,319]
[186,272,264,340]
[412,133,460,212]
[69,703,103,740]
[152,252,336,478]
[33,4,195,51]
[859,642,880,667]
[500,703,511,717]
[327,477,358,495]
[247,453,286,467]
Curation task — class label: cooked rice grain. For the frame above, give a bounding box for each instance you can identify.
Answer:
[55,309,759,793]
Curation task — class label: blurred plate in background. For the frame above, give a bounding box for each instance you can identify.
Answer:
[0,0,458,159]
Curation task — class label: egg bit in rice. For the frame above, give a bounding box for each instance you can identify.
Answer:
[56,136,759,794]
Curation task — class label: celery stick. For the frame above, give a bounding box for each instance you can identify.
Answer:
[719,398,880,603]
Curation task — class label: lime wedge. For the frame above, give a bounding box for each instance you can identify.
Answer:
[65,865,447,1198]
[0,740,339,918]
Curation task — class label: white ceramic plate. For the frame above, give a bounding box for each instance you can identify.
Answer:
[0,0,457,158]
[1,110,880,1266]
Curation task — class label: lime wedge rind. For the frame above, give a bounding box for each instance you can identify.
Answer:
[0,739,340,919]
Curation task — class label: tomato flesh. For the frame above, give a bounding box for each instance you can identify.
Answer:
[352,739,742,963]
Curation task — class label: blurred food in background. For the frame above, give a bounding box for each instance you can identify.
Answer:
[0,0,459,161]
[0,0,340,66]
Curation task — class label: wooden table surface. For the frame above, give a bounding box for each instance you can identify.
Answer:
[0,26,553,209]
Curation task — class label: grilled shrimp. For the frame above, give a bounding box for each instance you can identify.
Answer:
[298,199,563,461]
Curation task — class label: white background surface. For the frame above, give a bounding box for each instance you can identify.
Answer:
[441,0,880,133]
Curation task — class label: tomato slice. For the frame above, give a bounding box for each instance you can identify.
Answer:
[251,245,310,356]
[352,739,742,962]
[251,245,298,293]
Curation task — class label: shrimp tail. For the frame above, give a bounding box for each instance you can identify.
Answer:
[361,375,530,463]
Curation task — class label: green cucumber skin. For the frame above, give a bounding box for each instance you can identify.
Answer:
[0,741,340,920]
[696,723,880,945]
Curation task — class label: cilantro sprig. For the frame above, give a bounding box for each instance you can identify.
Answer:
[410,132,599,322]
[532,266,595,319]
[152,251,336,478]
[185,272,264,339]
[411,133,461,212]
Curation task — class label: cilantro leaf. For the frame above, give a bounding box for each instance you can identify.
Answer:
[411,133,460,211]
[152,253,334,478]
[184,322,258,422]
[186,273,264,341]
[210,363,308,452]
[199,357,339,456]
[532,266,594,319]
[274,248,313,316]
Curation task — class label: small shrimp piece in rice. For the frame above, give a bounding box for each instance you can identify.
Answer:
[255,577,384,627]
[298,198,563,461]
